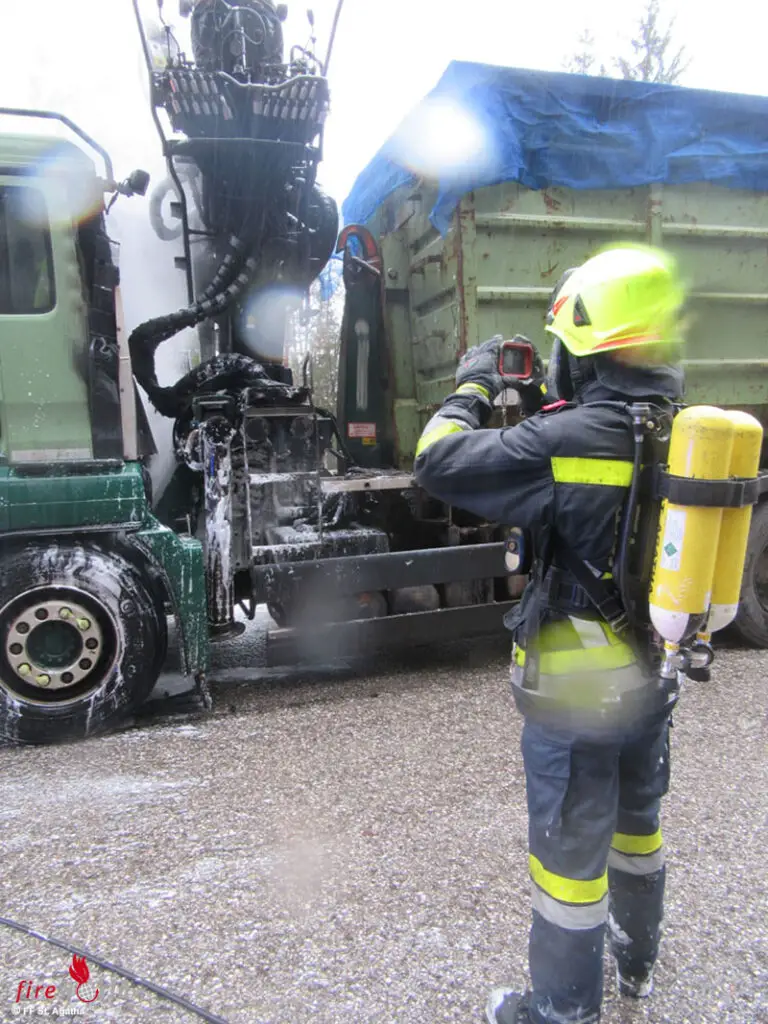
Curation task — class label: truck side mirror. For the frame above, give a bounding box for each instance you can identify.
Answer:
[124,169,151,197]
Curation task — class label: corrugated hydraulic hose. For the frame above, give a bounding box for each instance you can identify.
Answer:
[128,253,263,418]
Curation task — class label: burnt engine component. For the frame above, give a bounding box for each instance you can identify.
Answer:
[130,1,393,639]
[190,0,286,75]
[131,0,339,422]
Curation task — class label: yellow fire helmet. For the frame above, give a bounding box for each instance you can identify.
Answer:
[545,244,688,358]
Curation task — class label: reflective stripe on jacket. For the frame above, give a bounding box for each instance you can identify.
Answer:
[414,390,634,568]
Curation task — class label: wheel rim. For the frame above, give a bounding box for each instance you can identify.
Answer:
[1,587,118,705]
[753,543,768,617]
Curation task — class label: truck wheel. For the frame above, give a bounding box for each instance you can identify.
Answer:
[733,502,768,647]
[0,542,166,745]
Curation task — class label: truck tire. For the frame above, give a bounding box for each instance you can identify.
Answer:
[0,541,166,745]
[733,501,768,647]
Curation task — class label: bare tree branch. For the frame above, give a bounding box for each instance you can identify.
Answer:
[615,0,690,83]
[286,279,343,410]
[565,0,689,84]
[563,30,598,75]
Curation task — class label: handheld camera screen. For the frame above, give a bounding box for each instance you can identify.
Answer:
[499,341,534,380]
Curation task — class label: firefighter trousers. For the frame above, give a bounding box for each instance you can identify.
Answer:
[521,713,671,1024]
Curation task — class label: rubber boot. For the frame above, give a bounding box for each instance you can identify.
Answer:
[615,963,654,999]
[484,988,532,1024]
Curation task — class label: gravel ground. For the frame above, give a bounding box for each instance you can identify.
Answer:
[1,636,767,1024]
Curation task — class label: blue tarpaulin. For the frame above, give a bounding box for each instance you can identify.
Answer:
[341,62,768,236]
[317,256,343,300]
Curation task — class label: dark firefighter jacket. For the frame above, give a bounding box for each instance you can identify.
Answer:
[413,364,684,735]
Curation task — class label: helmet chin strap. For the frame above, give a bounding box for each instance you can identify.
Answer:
[557,350,598,401]
[549,342,595,401]
[567,350,596,399]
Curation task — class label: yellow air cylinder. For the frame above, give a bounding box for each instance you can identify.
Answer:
[649,406,735,644]
[706,410,764,633]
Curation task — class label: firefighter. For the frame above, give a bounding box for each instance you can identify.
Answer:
[413,245,687,1024]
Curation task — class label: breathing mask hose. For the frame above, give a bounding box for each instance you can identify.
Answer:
[615,411,646,641]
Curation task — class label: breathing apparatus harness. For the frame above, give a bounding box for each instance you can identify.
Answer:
[515,398,768,691]
[509,399,671,688]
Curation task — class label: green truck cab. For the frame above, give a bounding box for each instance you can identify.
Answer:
[0,116,207,745]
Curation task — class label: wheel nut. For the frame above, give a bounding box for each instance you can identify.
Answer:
[59,607,73,619]
[18,663,31,676]
[76,617,91,631]
[35,674,51,687]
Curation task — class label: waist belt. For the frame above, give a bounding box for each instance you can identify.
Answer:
[554,544,630,636]
[540,568,592,614]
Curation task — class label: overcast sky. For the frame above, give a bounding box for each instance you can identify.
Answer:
[0,0,766,209]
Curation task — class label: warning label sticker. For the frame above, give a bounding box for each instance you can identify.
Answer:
[659,508,686,571]
[348,422,377,439]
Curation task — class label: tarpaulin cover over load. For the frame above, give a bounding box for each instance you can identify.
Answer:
[341,61,768,235]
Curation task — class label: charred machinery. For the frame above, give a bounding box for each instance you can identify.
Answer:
[132,0,513,647]
[0,5,516,745]
[133,0,382,634]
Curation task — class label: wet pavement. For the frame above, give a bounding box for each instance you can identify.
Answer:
[1,627,767,1024]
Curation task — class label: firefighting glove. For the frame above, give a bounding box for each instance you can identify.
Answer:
[455,335,504,403]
